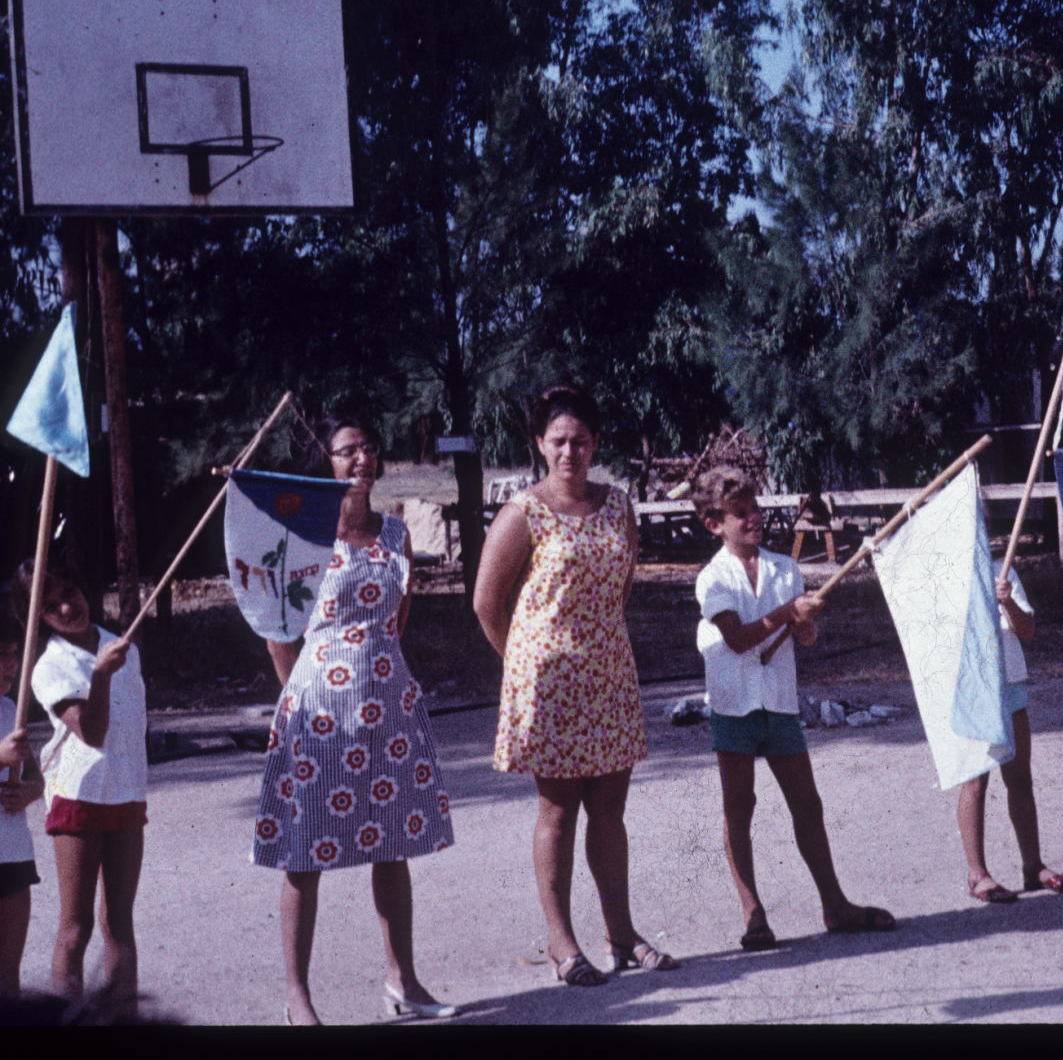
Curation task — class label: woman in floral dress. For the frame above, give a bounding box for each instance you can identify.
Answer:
[252,413,457,1025]
[474,384,677,987]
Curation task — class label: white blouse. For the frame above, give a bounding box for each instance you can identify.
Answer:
[32,626,147,805]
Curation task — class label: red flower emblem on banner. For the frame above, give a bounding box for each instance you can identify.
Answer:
[313,643,329,667]
[436,790,450,817]
[279,694,294,717]
[384,614,399,638]
[293,756,319,786]
[256,815,282,844]
[405,811,426,839]
[358,700,384,728]
[342,623,368,646]
[321,598,338,620]
[342,743,370,774]
[357,581,382,606]
[365,544,390,563]
[413,759,433,789]
[369,774,398,805]
[328,552,344,570]
[291,800,303,823]
[326,664,352,689]
[434,838,450,852]
[310,837,341,866]
[275,774,295,802]
[311,711,337,738]
[357,822,384,851]
[275,492,302,518]
[372,654,393,681]
[385,733,410,764]
[326,786,357,817]
[292,736,303,757]
[266,728,280,753]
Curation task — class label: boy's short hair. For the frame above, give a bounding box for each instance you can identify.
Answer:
[690,465,758,522]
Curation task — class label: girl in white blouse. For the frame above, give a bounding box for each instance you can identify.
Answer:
[13,560,146,1013]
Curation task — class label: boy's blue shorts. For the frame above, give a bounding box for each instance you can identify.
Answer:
[1004,681,1028,715]
[710,709,807,757]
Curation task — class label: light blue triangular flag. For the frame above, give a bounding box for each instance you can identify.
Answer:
[6,303,89,477]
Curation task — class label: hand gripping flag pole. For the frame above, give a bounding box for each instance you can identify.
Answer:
[5,305,91,751]
[759,434,994,666]
[122,391,294,642]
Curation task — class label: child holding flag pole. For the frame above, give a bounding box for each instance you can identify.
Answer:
[692,435,991,949]
[957,332,1063,902]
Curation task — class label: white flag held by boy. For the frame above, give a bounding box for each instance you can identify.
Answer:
[871,463,1013,789]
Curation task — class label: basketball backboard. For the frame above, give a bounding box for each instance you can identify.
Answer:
[9,0,354,214]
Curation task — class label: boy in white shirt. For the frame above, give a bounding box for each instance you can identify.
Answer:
[956,559,1063,902]
[692,466,894,950]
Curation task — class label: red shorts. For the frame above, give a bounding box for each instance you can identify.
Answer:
[45,796,148,836]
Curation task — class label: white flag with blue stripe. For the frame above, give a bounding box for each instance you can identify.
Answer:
[872,464,1013,789]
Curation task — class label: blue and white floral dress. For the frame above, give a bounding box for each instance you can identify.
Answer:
[251,515,454,871]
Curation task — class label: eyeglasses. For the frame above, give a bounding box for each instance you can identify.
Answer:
[329,443,380,459]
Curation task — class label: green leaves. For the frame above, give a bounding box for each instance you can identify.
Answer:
[286,579,315,612]
[261,538,286,570]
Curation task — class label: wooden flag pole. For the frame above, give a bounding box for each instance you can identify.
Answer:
[13,457,60,752]
[121,391,294,642]
[999,337,1063,581]
[760,434,994,665]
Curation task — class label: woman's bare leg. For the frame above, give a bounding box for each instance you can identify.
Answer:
[281,870,321,1025]
[532,775,584,964]
[372,859,441,1005]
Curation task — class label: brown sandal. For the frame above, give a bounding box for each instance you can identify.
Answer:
[550,951,608,987]
[968,878,1018,904]
[1023,867,1063,894]
[607,940,680,972]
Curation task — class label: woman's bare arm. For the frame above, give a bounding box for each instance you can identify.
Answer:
[473,503,533,657]
[266,638,303,685]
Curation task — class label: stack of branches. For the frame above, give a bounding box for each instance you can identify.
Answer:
[638,425,768,500]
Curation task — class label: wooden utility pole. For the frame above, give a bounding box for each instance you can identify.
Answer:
[95,220,141,629]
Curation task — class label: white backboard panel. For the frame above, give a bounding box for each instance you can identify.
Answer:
[10,0,355,214]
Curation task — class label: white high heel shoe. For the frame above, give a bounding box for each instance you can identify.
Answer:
[382,981,460,1019]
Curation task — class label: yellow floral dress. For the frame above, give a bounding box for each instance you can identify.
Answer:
[494,486,648,778]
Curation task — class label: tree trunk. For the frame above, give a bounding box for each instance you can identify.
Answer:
[636,431,654,502]
[95,220,141,632]
[428,33,484,600]
[57,219,105,618]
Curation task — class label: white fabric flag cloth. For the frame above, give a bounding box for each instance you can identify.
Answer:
[871,463,1013,789]
[224,470,350,643]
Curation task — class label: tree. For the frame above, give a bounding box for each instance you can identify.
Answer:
[712,0,1063,487]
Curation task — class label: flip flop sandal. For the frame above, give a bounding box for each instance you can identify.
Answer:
[1023,869,1063,894]
[826,906,897,932]
[607,940,681,972]
[968,881,1018,904]
[551,952,608,987]
[739,924,778,951]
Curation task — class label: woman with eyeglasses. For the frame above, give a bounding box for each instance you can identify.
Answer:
[251,411,458,1025]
